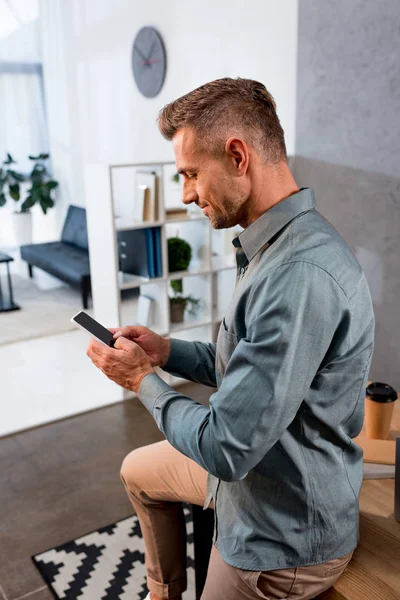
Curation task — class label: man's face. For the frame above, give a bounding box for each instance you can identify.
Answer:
[172,128,248,229]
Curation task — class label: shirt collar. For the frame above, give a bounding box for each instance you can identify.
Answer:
[232,187,316,262]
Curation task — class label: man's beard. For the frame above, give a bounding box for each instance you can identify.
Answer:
[208,196,245,229]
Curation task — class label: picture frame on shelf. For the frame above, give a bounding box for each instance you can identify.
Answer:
[111,166,136,222]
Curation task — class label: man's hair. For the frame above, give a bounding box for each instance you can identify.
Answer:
[158,77,287,164]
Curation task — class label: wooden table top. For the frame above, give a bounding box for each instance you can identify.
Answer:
[319,398,400,600]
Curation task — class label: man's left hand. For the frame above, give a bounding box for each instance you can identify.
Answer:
[86,336,155,393]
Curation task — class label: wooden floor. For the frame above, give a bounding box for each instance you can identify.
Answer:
[0,382,212,600]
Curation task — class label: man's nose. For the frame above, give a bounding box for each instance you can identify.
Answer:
[182,180,199,205]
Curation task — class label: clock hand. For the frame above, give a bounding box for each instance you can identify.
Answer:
[134,44,148,63]
[145,39,156,61]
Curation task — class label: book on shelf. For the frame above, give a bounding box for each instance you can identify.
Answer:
[135,294,154,326]
[135,171,157,222]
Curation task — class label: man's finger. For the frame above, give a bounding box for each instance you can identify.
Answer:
[114,325,142,338]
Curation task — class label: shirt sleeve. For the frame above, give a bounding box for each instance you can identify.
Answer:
[139,261,350,482]
[162,338,217,387]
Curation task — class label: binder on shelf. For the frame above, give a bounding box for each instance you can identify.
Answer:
[145,228,156,278]
[153,227,162,278]
[118,228,156,279]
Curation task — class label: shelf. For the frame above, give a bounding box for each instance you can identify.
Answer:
[115,217,164,231]
[165,212,207,223]
[211,255,236,272]
[118,273,150,290]
[118,274,165,290]
[167,268,210,280]
[169,317,213,333]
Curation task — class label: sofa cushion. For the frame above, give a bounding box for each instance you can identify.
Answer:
[61,205,88,251]
[20,241,90,285]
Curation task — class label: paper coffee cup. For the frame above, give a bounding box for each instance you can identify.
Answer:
[365,382,397,439]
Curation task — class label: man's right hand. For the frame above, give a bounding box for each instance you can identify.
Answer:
[108,326,170,368]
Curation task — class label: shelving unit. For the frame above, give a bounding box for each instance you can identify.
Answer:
[84,161,240,398]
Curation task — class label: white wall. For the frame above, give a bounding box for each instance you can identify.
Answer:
[40,0,299,227]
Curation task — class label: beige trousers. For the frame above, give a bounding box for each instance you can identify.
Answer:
[120,440,353,600]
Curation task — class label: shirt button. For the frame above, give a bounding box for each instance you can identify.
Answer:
[240,267,246,274]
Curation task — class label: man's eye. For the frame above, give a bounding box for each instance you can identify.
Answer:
[188,174,197,180]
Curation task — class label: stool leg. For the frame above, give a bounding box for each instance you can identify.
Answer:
[28,264,33,278]
[191,504,214,600]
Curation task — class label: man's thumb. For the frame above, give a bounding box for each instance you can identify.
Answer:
[113,335,134,350]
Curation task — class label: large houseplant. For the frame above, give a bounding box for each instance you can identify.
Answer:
[0,153,58,245]
[168,236,200,323]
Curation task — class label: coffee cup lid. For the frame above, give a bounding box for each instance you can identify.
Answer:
[366,382,398,403]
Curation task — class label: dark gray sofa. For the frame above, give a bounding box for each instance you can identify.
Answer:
[20,205,91,309]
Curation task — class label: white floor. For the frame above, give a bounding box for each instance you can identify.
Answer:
[1,328,124,437]
[0,250,185,437]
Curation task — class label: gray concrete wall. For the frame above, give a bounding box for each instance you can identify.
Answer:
[294,0,400,391]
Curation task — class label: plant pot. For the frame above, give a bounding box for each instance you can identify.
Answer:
[170,299,185,323]
[11,211,33,246]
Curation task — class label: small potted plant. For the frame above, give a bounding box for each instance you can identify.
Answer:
[0,153,58,245]
[168,236,201,323]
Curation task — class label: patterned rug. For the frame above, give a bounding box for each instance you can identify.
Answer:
[32,507,196,600]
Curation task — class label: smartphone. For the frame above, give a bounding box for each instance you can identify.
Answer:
[71,311,115,347]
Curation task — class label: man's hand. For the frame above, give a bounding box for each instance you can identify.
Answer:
[86,336,155,393]
[109,325,171,368]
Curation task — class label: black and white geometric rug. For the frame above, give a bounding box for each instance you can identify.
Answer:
[32,506,195,599]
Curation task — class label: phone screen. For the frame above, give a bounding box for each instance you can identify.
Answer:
[72,311,115,347]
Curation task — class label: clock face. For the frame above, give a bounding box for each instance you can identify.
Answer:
[132,27,166,98]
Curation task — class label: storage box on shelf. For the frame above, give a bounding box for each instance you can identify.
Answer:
[84,161,237,400]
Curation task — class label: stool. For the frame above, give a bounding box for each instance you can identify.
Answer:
[189,507,319,600]
[191,504,214,600]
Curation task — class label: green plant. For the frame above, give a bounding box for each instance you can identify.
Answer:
[168,236,192,272]
[167,236,200,316]
[23,153,59,214]
[0,152,58,214]
[0,153,25,210]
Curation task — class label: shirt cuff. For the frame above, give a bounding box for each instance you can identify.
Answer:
[163,337,197,372]
[138,372,172,416]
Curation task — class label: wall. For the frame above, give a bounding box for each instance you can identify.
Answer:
[294,0,400,390]
[40,0,299,232]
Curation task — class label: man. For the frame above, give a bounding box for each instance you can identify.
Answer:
[87,78,375,600]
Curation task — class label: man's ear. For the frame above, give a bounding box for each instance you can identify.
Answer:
[225,137,249,176]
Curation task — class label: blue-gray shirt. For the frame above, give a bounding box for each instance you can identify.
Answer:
[139,187,375,571]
